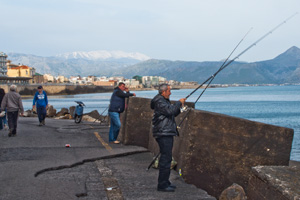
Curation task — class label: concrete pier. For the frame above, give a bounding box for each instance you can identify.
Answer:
[0,117,215,200]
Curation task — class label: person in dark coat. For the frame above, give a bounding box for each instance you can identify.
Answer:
[0,88,5,130]
[150,83,186,192]
[108,82,136,143]
[1,85,24,137]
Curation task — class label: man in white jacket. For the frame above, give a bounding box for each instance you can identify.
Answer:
[1,85,24,137]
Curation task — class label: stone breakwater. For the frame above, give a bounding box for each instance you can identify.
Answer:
[23,105,107,123]
[0,84,114,95]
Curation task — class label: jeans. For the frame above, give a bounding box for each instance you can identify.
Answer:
[108,112,121,142]
[156,136,174,189]
[37,106,46,123]
[0,109,7,130]
[0,116,2,130]
[7,111,19,135]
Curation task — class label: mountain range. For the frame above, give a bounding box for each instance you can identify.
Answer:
[6,46,300,84]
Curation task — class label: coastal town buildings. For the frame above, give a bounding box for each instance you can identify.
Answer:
[43,74,55,82]
[7,63,35,78]
[0,52,32,84]
[0,52,8,76]
[0,52,199,88]
[142,76,167,88]
[56,75,69,83]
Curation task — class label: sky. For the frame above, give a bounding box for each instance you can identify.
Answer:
[1,0,299,62]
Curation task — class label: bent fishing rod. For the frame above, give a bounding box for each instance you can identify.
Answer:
[177,12,298,129]
[147,13,298,171]
[185,12,298,101]
[147,28,253,171]
[177,27,253,127]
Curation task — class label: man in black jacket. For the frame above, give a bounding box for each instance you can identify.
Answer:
[108,82,135,144]
[151,83,186,192]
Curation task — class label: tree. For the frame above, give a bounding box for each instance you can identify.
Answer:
[132,75,142,84]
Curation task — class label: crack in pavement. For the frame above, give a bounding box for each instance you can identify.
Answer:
[34,150,148,177]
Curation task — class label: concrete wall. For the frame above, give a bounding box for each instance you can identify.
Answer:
[120,97,294,198]
[247,166,300,200]
[0,84,114,95]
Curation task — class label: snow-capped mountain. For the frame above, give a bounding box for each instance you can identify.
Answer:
[7,50,151,77]
[55,50,150,61]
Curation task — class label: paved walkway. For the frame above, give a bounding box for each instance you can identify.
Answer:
[0,117,216,200]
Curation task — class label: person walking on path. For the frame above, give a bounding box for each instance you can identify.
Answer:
[33,86,48,126]
[108,82,135,144]
[0,85,24,137]
[0,88,5,130]
[0,88,8,130]
[150,84,186,192]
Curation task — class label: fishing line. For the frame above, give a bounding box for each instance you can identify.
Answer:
[185,12,298,101]
[178,12,298,128]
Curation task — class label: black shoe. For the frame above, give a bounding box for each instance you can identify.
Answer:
[169,184,176,189]
[157,186,175,192]
[8,130,12,137]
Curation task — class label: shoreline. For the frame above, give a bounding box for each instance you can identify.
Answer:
[16,83,299,97]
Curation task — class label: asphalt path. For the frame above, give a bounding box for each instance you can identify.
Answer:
[0,117,215,200]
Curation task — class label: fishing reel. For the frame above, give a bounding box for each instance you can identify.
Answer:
[180,105,189,113]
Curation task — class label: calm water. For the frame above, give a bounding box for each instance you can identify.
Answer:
[22,85,300,161]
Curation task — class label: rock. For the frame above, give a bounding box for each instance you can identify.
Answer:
[23,110,37,117]
[56,108,69,117]
[84,110,101,120]
[82,115,97,122]
[219,183,247,200]
[47,105,57,117]
[69,106,75,118]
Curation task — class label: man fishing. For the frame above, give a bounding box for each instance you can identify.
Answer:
[108,82,136,144]
[150,83,186,192]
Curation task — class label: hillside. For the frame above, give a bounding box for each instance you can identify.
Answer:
[115,46,300,84]
[6,46,300,84]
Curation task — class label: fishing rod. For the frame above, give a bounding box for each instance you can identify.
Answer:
[147,26,252,172]
[185,12,298,101]
[147,13,298,171]
[193,27,253,104]
[177,27,253,127]
[177,12,298,129]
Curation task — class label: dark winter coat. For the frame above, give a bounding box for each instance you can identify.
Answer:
[150,94,181,137]
[108,87,134,113]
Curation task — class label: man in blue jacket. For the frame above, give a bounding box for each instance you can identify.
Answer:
[151,84,186,192]
[108,82,135,144]
[33,86,48,126]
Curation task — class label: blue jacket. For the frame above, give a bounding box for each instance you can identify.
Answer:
[33,91,48,108]
[109,87,134,113]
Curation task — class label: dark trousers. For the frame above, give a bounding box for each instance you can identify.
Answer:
[7,111,19,135]
[156,136,174,189]
[37,106,46,123]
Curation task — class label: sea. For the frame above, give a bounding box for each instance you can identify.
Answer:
[22,85,300,161]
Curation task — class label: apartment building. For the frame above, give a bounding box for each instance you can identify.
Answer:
[0,52,8,76]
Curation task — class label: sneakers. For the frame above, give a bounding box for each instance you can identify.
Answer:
[109,140,121,144]
[42,119,45,125]
[39,122,43,126]
[157,186,175,192]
